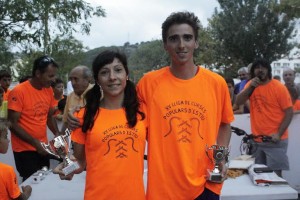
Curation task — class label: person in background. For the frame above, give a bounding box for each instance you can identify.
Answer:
[51,77,66,120]
[273,75,281,81]
[60,65,93,134]
[234,67,249,94]
[0,70,12,101]
[8,55,60,181]
[54,50,146,200]
[282,68,300,99]
[225,77,244,114]
[286,86,300,114]
[235,58,293,177]
[137,11,233,199]
[225,77,236,105]
[0,120,32,200]
[66,80,73,95]
[19,76,32,84]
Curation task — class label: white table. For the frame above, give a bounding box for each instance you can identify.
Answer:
[21,171,298,200]
[221,174,298,200]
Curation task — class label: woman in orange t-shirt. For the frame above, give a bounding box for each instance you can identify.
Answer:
[54,50,146,200]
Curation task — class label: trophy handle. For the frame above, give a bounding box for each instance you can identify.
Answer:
[40,142,60,159]
[62,128,72,153]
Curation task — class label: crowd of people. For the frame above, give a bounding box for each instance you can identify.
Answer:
[0,10,299,200]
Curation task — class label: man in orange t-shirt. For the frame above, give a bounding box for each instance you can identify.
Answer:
[236,58,293,177]
[137,11,234,200]
[8,56,60,181]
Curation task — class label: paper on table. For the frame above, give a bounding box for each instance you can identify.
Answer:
[229,159,254,169]
[248,164,288,186]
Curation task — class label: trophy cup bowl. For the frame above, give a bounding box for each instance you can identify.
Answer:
[41,129,79,176]
[206,145,229,183]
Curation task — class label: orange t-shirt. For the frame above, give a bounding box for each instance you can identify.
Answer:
[246,79,292,140]
[293,99,300,111]
[72,108,146,200]
[137,66,234,199]
[8,80,56,152]
[0,162,21,200]
[3,89,11,101]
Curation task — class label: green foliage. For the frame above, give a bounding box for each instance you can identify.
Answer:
[271,0,300,19]
[15,36,87,84]
[0,40,16,79]
[209,0,295,74]
[128,40,169,82]
[0,0,106,53]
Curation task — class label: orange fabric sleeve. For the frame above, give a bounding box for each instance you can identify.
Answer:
[0,162,21,200]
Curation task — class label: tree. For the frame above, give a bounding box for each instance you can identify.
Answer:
[271,0,300,19]
[0,40,16,79]
[15,36,87,83]
[0,0,106,53]
[209,0,295,71]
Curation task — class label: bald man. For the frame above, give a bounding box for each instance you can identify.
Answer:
[60,66,94,134]
[282,68,300,99]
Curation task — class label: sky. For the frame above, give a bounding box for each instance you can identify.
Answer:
[74,0,219,49]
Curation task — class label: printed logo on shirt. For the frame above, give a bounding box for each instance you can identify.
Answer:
[102,124,139,158]
[251,95,267,113]
[33,101,50,121]
[163,100,207,143]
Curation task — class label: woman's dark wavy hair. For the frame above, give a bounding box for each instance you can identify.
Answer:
[250,58,272,79]
[82,50,145,133]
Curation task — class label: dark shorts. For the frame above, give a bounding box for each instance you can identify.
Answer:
[195,188,219,200]
[13,151,50,181]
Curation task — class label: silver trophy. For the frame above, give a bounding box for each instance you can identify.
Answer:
[41,129,79,176]
[206,145,229,182]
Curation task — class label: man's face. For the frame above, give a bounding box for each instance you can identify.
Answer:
[238,72,248,81]
[254,65,269,82]
[69,68,89,96]
[283,70,295,85]
[0,77,12,90]
[36,64,58,88]
[164,24,198,66]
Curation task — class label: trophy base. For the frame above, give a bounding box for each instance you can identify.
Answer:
[207,170,224,183]
[62,161,80,176]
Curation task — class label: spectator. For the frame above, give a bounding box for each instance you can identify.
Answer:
[54,50,146,199]
[60,66,93,134]
[8,55,60,181]
[66,80,73,95]
[282,68,300,99]
[273,75,281,81]
[0,120,32,200]
[225,77,244,114]
[0,69,12,101]
[19,76,32,84]
[51,77,66,121]
[236,58,293,177]
[137,11,233,199]
[286,86,300,114]
[234,67,249,94]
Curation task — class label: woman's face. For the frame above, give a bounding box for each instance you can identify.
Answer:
[97,58,128,99]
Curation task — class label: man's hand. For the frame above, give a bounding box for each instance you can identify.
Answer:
[67,106,81,130]
[34,139,49,156]
[52,162,75,181]
[270,133,281,143]
[21,185,32,200]
[250,77,262,88]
